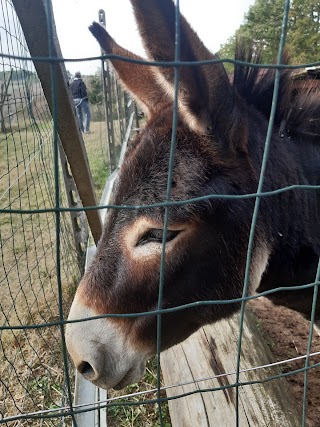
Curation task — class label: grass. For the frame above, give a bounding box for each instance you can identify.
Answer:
[0,113,81,425]
[84,119,124,199]
[107,358,171,427]
[83,121,110,199]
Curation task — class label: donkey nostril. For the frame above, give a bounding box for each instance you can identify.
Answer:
[78,361,95,379]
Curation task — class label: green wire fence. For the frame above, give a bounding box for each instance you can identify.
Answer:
[0,0,319,425]
[0,0,81,424]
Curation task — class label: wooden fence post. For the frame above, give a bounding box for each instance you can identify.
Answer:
[12,0,103,245]
[98,9,117,173]
[161,311,300,426]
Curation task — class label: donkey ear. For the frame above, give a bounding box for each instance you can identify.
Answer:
[130,0,247,149]
[89,22,169,119]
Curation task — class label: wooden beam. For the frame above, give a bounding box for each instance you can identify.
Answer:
[161,311,300,426]
[12,0,102,245]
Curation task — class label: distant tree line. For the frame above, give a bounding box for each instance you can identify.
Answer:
[88,72,103,105]
[85,68,122,121]
[219,0,320,65]
[0,69,37,82]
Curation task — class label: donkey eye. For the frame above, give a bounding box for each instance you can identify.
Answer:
[137,229,180,246]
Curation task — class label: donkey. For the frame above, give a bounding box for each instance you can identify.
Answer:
[66,0,320,391]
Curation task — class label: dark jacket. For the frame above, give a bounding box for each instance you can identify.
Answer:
[70,78,88,99]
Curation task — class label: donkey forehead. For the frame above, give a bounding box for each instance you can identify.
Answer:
[118,127,216,200]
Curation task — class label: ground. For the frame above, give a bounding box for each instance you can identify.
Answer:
[250,297,320,427]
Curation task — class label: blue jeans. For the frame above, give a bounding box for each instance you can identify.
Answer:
[73,98,91,132]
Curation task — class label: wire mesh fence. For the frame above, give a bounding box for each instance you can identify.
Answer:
[0,1,83,424]
[0,0,320,426]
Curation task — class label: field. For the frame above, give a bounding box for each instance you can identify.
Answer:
[0,110,110,425]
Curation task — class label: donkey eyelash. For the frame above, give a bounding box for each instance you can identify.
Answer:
[137,229,180,246]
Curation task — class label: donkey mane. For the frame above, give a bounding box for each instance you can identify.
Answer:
[233,43,320,141]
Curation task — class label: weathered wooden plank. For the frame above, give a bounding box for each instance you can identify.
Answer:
[12,0,102,244]
[161,311,300,426]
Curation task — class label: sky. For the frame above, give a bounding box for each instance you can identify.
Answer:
[51,0,255,75]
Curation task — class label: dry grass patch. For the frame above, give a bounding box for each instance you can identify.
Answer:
[0,116,124,425]
[107,358,171,427]
[0,120,81,425]
[0,312,75,426]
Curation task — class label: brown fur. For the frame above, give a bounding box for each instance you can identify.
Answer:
[78,0,320,354]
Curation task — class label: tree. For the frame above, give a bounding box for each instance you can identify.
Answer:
[87,70,103,105]
[219,0,320,65]
[287,0,320,63]
[219,35,237,72]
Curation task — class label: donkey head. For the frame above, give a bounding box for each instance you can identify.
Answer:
[66,0,270,390]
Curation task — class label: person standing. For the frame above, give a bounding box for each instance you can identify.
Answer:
[71,71,91,133]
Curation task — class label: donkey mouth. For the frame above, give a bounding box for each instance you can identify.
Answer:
[113,370,134,390]
[112,360,146,390]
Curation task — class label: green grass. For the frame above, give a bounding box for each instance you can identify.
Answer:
[107,358,171,427]
[84,120,122,199]
[0,117,81,425]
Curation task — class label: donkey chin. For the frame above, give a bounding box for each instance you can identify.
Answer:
[66,296,149,390]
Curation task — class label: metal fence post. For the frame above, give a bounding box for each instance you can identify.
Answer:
[115,80,125,142]
[123,91,134,127]
[98,9,117,173]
